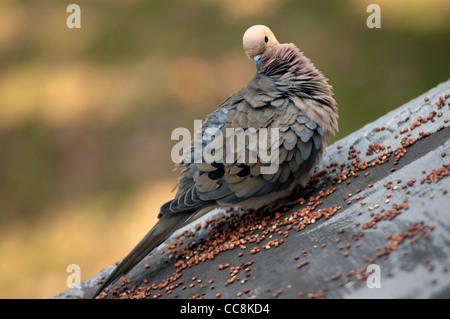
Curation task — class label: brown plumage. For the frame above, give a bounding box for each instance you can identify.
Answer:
[92,25,338,298]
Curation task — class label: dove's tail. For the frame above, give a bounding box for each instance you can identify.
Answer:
[92,212,193,298]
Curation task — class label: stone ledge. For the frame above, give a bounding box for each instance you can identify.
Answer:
[54,79,450,299]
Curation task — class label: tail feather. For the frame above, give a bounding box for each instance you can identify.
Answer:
[92,212,193,298]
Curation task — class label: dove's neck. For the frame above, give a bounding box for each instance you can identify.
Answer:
[261,43,338,134]
[265,44,334,96]
[263,44,327,88]
[261,44,302,77]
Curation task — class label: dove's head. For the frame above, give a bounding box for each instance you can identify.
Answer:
[243,25,279,71]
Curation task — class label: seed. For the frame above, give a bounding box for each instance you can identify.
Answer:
[296,261,310,269]
[216,293,222,298]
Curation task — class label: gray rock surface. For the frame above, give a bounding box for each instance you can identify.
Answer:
[54,79,450,299]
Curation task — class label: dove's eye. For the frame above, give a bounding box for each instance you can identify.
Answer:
[264,35,268,43]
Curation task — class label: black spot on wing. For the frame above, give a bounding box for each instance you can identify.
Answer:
[237,166,250,177]
[211,162,224,169]
[208,169,224,180]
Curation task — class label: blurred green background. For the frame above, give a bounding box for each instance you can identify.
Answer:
[0,0,449,298]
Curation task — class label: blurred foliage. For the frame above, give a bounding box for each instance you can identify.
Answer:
[0,0,449,298]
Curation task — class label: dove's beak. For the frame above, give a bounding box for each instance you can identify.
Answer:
[253,54,261,72]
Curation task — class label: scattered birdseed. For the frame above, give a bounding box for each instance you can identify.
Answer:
[98,93,449,299]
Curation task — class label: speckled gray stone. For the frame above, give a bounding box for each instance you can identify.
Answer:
[53,79,450,299]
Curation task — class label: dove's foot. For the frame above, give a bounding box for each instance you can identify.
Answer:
[262,188,312,213]
[309,169,328,185]
[260,169,329,214]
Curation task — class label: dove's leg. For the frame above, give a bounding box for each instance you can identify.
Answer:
[308,169,328,185]
[262,189,312,213]
[261,169,329,213]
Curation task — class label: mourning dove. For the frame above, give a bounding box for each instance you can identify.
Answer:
[93,25,338,298]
